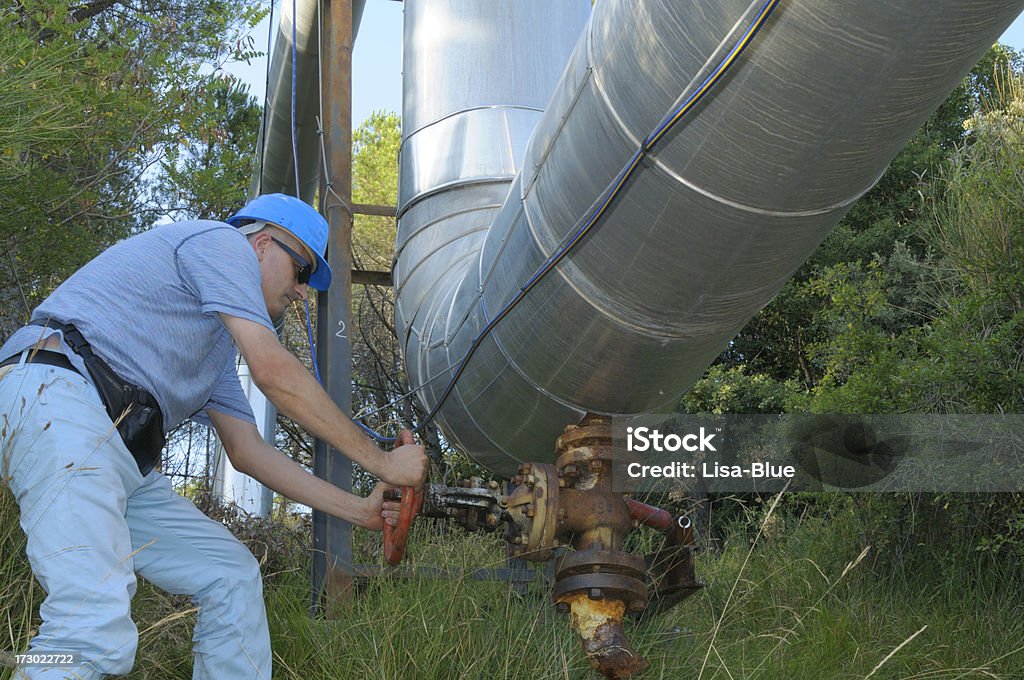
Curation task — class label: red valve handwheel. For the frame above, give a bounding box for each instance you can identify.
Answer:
[383,486,423,565]
[382,430,424,565]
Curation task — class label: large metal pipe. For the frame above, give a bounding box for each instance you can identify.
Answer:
[254,0,367,202]
[396,0,1024,475]
[396,0,591,470]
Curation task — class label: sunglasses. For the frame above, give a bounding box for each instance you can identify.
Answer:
[270,237,312,285]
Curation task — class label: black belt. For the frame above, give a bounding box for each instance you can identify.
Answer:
[0,350,81,376]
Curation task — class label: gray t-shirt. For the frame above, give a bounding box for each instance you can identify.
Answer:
[0,220,276,430]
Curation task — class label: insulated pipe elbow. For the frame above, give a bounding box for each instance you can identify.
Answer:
[396,0,1024,475]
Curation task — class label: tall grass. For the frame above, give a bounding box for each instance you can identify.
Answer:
[264,502,1024,679]
[0,483,39,677]
[3,489,1024,679]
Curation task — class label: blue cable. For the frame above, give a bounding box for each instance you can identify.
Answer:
[291,0,300,196]
[304,299,322,384]
[645,0,780,148]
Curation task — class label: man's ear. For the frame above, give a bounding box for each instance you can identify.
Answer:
[249,232,271,261]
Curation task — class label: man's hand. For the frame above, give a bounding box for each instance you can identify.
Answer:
[381,486,402,528]
[363,483,394,532]
[377,429,428,488]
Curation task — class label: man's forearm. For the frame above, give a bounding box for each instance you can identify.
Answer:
[256,349,386,477]
[233,437,376,527]
[220,314,424,487]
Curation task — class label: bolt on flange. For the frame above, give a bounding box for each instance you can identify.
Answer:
[505,462,560,560]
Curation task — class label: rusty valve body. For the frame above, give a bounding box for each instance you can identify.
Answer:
[516,415,645,677]
[407,414,700,678]
[504,416,635,559]
[501,414,699,678]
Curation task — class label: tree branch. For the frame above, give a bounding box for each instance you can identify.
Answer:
[70,0,122,23]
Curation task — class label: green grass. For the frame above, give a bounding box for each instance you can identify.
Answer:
[3,488,1024,679]
[0,481,39,678]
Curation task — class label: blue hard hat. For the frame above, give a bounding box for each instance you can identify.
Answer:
[227,193,333,290]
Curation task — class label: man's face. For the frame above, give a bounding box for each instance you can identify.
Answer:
[253,229,313,321]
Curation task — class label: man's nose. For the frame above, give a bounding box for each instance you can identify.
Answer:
[294,282,308,301]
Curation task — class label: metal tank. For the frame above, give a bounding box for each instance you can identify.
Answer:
[395,0,1024,474]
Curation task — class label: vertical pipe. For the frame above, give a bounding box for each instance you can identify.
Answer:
[313,0,355,613]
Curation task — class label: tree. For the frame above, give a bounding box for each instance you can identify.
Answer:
[155,76,262,221]
[801,60,1024,415]
[0,0,265,338]
[700,44,1024,409]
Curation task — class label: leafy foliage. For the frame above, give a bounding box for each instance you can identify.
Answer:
[156,77,262,221]
[685,44,1024,566]
[0,0,265,336]
[352,110,401,269]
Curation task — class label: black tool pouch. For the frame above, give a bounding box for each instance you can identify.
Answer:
[33,321,166,475]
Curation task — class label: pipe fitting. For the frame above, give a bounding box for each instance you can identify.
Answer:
[552,550,650,679]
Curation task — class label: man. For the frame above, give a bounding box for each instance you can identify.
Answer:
[0,193,428,679]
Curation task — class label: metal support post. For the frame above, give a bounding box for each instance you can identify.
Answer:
[312,0,355,614]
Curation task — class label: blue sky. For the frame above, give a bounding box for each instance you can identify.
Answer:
[223,0,404,127]
[224,4,1024,130]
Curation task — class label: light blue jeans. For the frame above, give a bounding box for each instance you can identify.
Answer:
[0,357,271,679]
